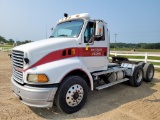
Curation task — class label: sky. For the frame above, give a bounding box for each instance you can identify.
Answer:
[0,0,160,43]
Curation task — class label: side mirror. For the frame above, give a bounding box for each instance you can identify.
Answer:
[95,21,103,37]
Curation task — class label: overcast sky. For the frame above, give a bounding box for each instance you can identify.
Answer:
[0,0,160,43]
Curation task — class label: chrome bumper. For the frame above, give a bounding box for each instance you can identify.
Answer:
[11,77,58,108]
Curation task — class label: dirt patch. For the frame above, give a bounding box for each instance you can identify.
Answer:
[0,51,160,120]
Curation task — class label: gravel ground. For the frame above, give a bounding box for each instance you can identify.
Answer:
[0,51,160,120]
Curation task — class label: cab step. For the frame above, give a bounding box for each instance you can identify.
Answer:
[95,78,129,90]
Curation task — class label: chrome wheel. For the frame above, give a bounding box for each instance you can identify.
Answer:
[55,76,88,114]
[136,69,143,83]
[129,66,143,87]
[66,84,84,107]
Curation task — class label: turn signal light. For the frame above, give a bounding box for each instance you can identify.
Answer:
[27,74,49,83]
[37,74,48,82]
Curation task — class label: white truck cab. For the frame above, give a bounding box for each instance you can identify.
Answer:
[11,13,154,114]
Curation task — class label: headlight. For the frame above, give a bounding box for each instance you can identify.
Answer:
[27,74,49,83]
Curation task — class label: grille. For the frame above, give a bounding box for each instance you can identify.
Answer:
[12,50,24,84]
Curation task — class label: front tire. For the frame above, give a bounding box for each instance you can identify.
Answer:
[55,76,88,114]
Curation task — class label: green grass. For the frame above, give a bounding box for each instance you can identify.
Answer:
[120,55,144,59]
[0,45,13,48]
[148,56,160,60]
[109,54,145,59]
[148,62,160,66]
[110,48,160,52]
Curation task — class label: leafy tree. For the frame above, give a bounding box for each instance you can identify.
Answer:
[24,40,32,44]
[8,39,15,44]
[110,42,160,49]
[0,36,6,43]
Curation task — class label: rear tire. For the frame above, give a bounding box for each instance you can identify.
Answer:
[55,76,88,114]
[129,66,143,87]
[143,63,154,82]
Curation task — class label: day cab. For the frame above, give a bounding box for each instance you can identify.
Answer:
[11,13,154,114]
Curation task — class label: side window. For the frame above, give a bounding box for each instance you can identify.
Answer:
[84,22,94,43]
[84,22,105,43]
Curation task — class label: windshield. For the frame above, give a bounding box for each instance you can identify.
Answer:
[50,20,84,38]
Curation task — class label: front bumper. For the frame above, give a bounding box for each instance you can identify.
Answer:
[11,77,58,108]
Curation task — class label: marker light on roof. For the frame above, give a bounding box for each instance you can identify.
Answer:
[58,13,90,23]
[78,13,90,19]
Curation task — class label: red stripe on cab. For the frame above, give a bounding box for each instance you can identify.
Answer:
[23,47,107,71]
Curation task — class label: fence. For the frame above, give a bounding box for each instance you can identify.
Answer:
[110,52,160,68]
[0,47,12,52]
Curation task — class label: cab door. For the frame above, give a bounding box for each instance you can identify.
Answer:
[81,21,108,72]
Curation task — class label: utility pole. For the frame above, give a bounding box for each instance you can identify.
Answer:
[114,34,117,50]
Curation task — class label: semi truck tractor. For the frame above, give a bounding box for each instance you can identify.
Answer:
[11,13,154,114]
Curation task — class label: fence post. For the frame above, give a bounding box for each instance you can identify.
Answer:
[115,52,117,56]
[145,53,148,63]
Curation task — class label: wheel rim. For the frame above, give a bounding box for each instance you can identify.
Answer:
[136,69,143,83]
[66,84,84,107]
[148,67,154,79]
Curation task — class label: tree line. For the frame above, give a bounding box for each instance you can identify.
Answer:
[110,43,160,49]
[0,35,32,45]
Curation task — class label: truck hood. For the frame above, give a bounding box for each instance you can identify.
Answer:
[13,38,78,68]
[13,38,78,53]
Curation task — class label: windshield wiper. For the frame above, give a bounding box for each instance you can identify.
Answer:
[58,34,68,37]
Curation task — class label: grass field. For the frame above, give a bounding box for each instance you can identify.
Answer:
[110,48,160,52]
[0,45,13,48]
